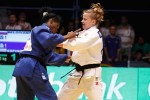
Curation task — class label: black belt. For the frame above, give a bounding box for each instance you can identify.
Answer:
[20,54,46,70]
[61,62,100,84]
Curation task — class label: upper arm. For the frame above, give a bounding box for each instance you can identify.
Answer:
[63,32,100,51]
[35,28,64,49]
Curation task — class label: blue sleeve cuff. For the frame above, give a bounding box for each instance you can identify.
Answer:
[47,53,68,66]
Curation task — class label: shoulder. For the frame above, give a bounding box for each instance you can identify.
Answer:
[104,35,110,41]
[15,23,21,27]
[33,25,50,33]
[88,27,101,36]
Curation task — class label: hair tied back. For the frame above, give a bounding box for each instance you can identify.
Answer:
[43,12,48,16]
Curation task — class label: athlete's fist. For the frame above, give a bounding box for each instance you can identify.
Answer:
[66,31,76,39]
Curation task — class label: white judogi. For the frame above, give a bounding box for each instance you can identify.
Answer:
[58,26,103,100]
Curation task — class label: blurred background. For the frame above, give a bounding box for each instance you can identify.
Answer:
[0,1,150,100]
[0,0,150,67]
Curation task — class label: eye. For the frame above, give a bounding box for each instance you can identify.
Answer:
[83,18,85,20]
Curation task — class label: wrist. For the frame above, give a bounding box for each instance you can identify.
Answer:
[63,35,69,40]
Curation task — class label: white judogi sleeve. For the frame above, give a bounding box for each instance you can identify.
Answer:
[63,30,100,51]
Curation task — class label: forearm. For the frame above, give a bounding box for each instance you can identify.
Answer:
[63,36,100,51]
[47,53,68,66]
[63,31,77,41]
[63,35,70,41]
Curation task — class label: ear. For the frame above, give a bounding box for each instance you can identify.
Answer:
[47,19,53,28]
[92,19,96,25]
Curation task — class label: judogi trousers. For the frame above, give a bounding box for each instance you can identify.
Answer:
[16,64,57,100]
[58,76,102,100]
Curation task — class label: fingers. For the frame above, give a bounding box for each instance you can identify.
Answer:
[74,28,81,36]
[66,31,76,39]
[74,28,81,33]
[64,28,81,40]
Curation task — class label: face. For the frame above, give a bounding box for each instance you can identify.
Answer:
[109,26,117,35]
[121,16,128,25]
[68,21,74,31]
[47,19,60,33]
[9,15,17,24]
[19,13,26,21]
[136,52,142,60]
[81,12,96,30]
[138,37,144,44]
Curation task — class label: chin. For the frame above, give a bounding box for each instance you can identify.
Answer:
[82,25,85,30]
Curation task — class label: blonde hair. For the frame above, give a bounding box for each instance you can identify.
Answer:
[83,3,104,25]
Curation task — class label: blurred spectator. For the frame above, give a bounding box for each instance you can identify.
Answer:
[0,9,9,29]
[99,19,110,38]
[143,51,150,63]
[117,16,135,61]
[5,13,21,30]
[132,36,150,56]
[104,25,121,66]
[59,26,66,35]
[18,12,32,30]
[133,50,143,61]
[74,19,81,29]
[146,51,150,57]
[67,19,75,31]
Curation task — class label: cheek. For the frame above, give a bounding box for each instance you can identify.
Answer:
[53,27,58,33]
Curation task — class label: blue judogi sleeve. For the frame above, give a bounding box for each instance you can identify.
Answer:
[33,27,68,66]
[47,52,68,66]
[35,28,65,50]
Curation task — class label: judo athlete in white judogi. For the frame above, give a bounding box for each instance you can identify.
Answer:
[58,3,104,100]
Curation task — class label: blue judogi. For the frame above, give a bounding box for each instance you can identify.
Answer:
[12,23,67,100]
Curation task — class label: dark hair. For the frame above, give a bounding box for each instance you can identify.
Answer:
[39,7,61,24]
[8,13,17,17]
[109,24,117,28]
[41,13,61,23]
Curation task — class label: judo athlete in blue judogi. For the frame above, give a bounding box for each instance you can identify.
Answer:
[12,12,76,100]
